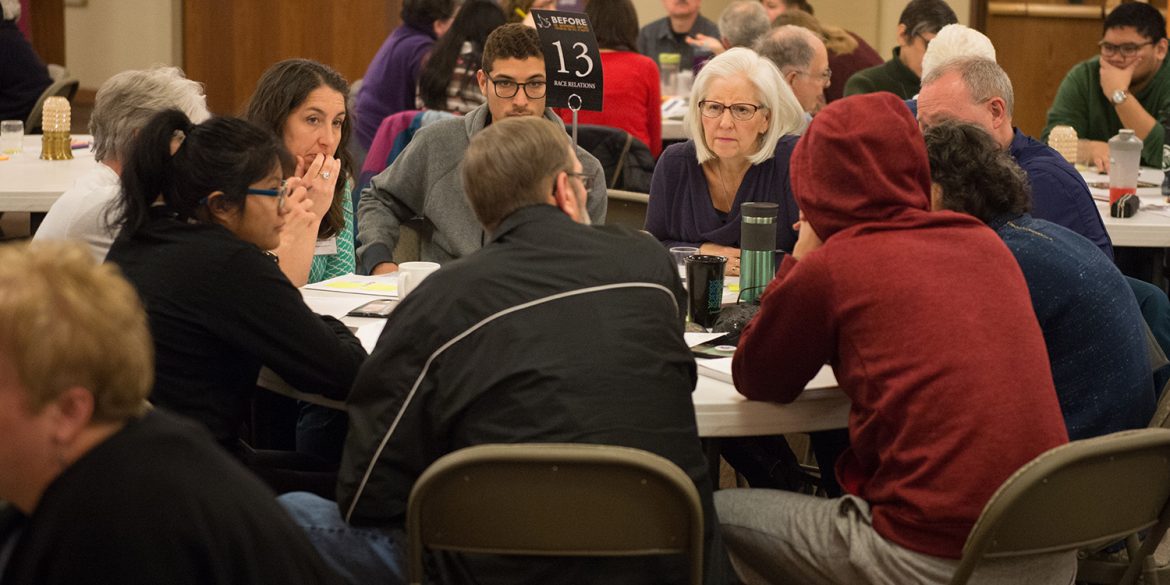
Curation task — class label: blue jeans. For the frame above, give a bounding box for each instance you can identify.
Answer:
[278,491,407,585]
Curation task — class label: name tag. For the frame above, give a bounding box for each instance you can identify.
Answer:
[314,237,338,256]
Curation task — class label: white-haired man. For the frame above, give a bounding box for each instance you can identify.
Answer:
[34,66,210,260]
[918,56,1112,259]
[687,0,771,57]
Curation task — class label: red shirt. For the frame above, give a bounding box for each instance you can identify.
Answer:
[557,50,662,158]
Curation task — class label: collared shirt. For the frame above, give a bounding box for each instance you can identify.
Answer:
[842,47,920,100]
[637,15,720,71]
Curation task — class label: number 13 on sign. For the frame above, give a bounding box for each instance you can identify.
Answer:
[551,40,594,77]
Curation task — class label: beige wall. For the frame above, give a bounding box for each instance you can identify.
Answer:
[63,0,180,90]
[631,0,970,56]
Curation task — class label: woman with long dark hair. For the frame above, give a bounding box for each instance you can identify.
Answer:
[245,59,354,286]
[416,0,506,113]
[105,110,366,479]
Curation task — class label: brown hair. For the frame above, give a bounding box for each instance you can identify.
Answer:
[774,9,857,55]
[924,121,1031,224]
[0,242,152,421]
[243,59,351,239]
[481,23,544,74]
[587,0,639,52]
[462,116,572,228]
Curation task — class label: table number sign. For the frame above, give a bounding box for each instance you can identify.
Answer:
[531,10,603,114]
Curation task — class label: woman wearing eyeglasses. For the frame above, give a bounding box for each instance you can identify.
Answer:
[105,110,366,483]
[646,47,805,276]
[244,59,352,288]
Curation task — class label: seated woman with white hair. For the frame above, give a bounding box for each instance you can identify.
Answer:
[646,47,805,276]
[33,66,210,260]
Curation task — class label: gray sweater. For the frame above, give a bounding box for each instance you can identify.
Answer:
[356,105,608,272]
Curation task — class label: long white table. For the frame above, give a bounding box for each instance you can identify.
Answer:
[259,281,850,438]
[1084,167,1170,248]
[0,135,97,213]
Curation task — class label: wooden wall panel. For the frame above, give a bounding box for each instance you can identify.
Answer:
[986,12,1104,137]
[183,0,400,116]
[27,0,65,66]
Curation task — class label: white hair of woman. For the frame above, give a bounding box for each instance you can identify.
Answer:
[685,46,804,165]
[920,24,996,80]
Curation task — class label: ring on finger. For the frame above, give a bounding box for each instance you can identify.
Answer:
[321,171,332,180]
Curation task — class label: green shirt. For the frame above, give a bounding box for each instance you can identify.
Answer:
[1042,55,1170,168]
[842,48,920,100]
[308,180,356,283]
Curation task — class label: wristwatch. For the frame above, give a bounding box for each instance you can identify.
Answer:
[1112,89,1129,105]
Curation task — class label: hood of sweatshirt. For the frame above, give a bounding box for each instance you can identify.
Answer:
[790,92,933,241]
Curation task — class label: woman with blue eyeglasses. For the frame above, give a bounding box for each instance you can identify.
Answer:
[105,109,366,490]
[646,47,805,276]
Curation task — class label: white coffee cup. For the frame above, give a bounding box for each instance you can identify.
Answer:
[398,261,440,298]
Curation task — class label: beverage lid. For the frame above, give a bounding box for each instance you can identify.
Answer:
[741,202,779,218]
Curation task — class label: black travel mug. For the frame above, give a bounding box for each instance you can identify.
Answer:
[686,254,726,329]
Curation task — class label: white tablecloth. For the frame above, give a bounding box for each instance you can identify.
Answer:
[0,135,98,213]
[258,285,850,438]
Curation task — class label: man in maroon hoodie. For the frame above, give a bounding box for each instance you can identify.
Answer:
[714,93,1075,585]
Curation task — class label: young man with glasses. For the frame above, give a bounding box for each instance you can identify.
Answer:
[1043,2,1170,171]
[357,23,607,276]
[842,0,957,100]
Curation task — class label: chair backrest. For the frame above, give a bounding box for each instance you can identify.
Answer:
[25,77,80,134]
[949,428,1170,585]
[406,443,704,585]
[606,189,650,231]
[575,124,656,193]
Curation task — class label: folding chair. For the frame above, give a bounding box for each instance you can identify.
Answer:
[406,443,704,585]
[1077,383,1170,584]
[949,428,1170,585]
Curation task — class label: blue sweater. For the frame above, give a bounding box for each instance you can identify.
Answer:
[990,213,1153,439]
[1009,129,1113,260]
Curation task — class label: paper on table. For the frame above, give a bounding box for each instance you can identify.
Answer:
[697,358,839,390]
[355,322,387,353]
[302,295,371,318]
[303,274,399,297]
[684,332,724,347]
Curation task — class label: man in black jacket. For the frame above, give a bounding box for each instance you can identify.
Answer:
[281,116,732,585]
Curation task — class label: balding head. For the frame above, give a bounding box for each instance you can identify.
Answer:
[754,25,829,113]
[719,1,771,49]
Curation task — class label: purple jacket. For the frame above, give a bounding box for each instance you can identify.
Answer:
[355,23,436,149]
[646,138,800,252]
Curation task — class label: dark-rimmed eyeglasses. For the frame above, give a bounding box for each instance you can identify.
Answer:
[698,100,765,121]
[567,171,594,191]
[489,77,548,99]
[1099,40,1153,57]
[246,182,288,212]
[791,68,833,85]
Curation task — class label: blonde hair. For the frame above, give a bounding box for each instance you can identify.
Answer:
[0,242,152,421]
[686,47,804,165]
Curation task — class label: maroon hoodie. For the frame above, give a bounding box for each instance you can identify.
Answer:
[732,93,1069,559]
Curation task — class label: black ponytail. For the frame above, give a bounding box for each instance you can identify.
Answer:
[112,109,291,238]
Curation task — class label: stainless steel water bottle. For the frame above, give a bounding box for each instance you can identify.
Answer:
[740,202,778,303]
